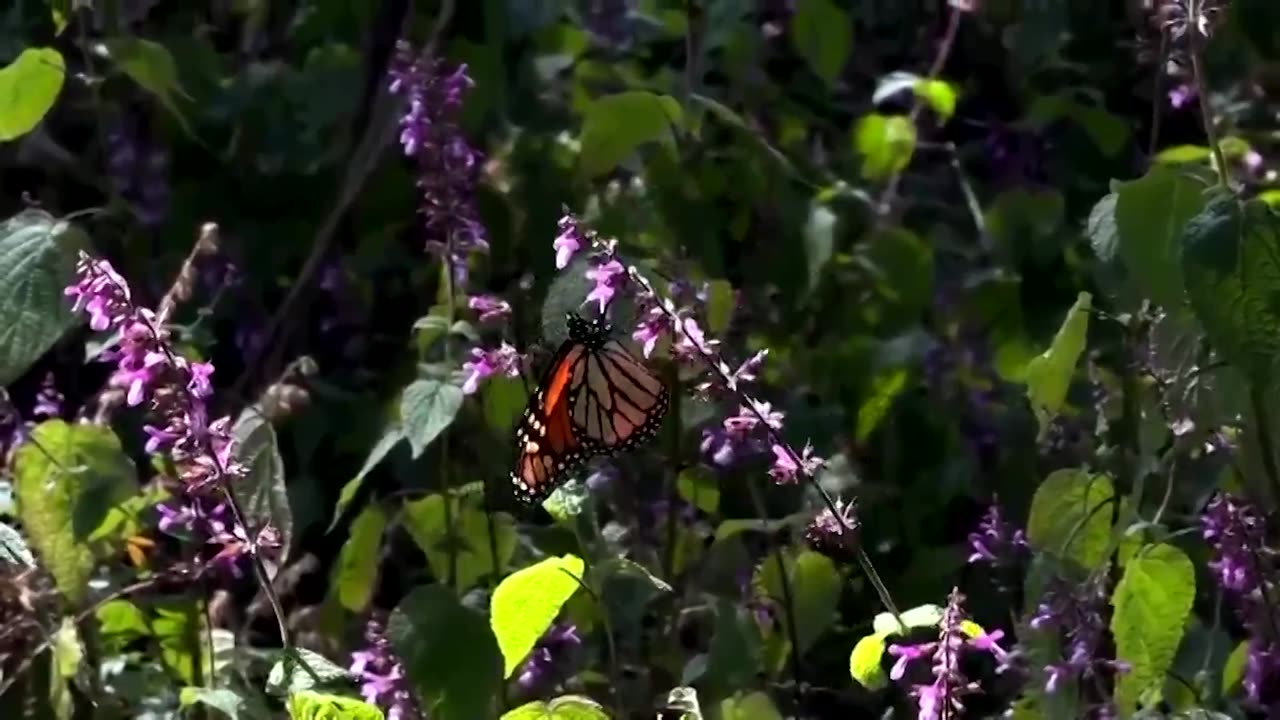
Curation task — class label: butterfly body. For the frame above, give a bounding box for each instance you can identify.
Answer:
[511,313,669,503]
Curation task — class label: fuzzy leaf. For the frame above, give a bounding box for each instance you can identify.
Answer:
[490,554,585,678]
[287,691,384,720]
[1110,543,1195,714]
[400,379,464,458]
[1026,469,1115,570]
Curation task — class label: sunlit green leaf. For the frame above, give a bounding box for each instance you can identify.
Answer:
[913,79,957,120]
[287,690,384,720]
[180,687,251,720]
[754,550,840,652]
[332,504,386,612]
[853,114,915,181]
[1111,543,1195,715]
[0,48,65,140]
[1022,292,1091,435]
[849,633,888,689]
[719,691,783,720]
[578,91,682,178]
[1113,166,1208,309]
[1222,640,1248,696]
[856,368,908,441]
[266,648,351,696]
[1026,468,1115,570]
[490,554,584,678]
[402,494,516,592]
[0,521,34,567]
[500,695,609,720]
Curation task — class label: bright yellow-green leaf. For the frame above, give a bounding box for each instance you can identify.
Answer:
[0,48,65,141]
[1023,292,1091,436]
[719,691,783,720]
[403,494,516,592]
[490,554,585,678]
[1155,145,1213,165]
[1222,640,1248,695]
[853,113,916,181]
[856,368,908,441]
[288,690,385,720]
[849,633,888,689]
[1027,468,1115,570]
[873,604,942,636]
[500,695,609,720]
[913,79,957,120]
[1111,543,1195,714]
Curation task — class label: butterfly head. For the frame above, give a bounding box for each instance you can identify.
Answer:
[566,312,612,345]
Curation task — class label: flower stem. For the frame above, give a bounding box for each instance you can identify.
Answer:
[1188,0,1229,191]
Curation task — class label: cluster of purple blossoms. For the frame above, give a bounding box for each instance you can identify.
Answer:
[966,499,1028,569]
[1028,574,1128,704]
[388,41,487,284]
[802,498,860,564]
[64,252,271,576]
[515,623,582,693]
[887,589,1010,719]
[1202,493,1280,710]
[350,615,419,720]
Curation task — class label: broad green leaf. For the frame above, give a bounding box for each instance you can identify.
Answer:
[96,599,149,640]
[500,695,609,720]
[332,504,386,612]
[578,91,682,178]
[1022,292,1092,435]
[52,617,82,678]
[330,425,406,529]
[266,648,351,696]
[790,0,851,86]
[676,467,720,514]
[719,691,783,720]
[1111,543,1195,714]
[1086,193,1119,263]
[856,368,908,441]
[389,584,503,720]
[0,211,87,385]
[704,279,735,334]
[1113,166,1208,309]
[754,549,840,652]
[0,521,33,566]
[483,374,526,433]
[1156,145,1213,165]
[180,688,249,720]
[914,79,957,120]
[873,604,943,636]
[1222,640,1248,695]
[400,379,464,458]
[704,599,762,694]
[100,38,193,135]
[1181,195,1280,385]
[0,48,65,140]
[1026,469,1115,570]
[853,114,916,181]
[490,554,584,678]
[803,201,836,292]
[13,420,134,604]
[151,598,204,685]
[232,408,292,558]
[402,494,516,592]
[863,228,934,329]
[287,691,384,720]
[849,633,888,689]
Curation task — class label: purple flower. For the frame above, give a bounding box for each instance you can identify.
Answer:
[768,442,822,484]
[803,499,860,563]
[350,616,419,720]
[31,373,63,420]
[1202,493,1265,594]
[461,343,523,394]
[388,41,486,281]
[584,258,626,314]
[553,214,586,269]
[516,623,582,692]
[468,294,512,324]
[699,402,782,466]
[632,305,670,358]
[966,499,1028,566]
[1168,83,1196,109]
[1029,575,1128,694]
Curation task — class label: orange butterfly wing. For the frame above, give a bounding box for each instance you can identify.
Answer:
[511,344,599,503]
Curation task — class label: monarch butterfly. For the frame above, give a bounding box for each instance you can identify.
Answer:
[511,313,669,503]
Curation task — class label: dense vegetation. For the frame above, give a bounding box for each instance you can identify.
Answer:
[2,0,1280,718]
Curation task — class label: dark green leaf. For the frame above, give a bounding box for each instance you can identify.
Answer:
[719,691,783,720]
[856,368,907,442]
[330,425,406,529]
[389,584,503,720]
[0,211,87,385]
[704,279,735,335]
[1181,195,1280,385]
[1026,468,1114,571]
[13,420,134,604]
[754,549,840,652]
[790,0,851,86]
[676,467,720,514]
[1114,167,1208,308]
[232,408,292,558]
[853,114,915,181]
[803,201,836,292]
[0,48,65,140]
[402,494,516,592]
[489,554,584,678]
[578,91,682,178]
[100,37,194,134]
[400,379,464,458]
[332,504,386,612]
[1111,543,1195,714]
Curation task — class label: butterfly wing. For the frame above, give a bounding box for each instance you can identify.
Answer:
[569,339,669,451]
[510,341,601,503]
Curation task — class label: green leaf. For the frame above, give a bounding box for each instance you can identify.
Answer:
[856,368,908,442]
[287,691,384,720]
[483,375,526,434]
[1181,195,1280,385]
[402,494,516,592]
[96,599,150,641]
[13,420,134,604]
[389,584,503,720]
[266,648,351,696]
[0,211,87,385]
[1022,292,1092,436]
[52,617,82,678]
[578,91,682,178]
[704,598,762,692]
[849,633,888,689]
[803,201,837,292]
[331,505,386,612]
[330,425,406,529]
[873,604,942,636]
[151,598,204,685]
[853,114,915,181]
[0,48,65,141]
[704,279,735,335]
[1222,640,1248,695]
[719,691,783,720]
[914,79,957,120]
[1086,193,1119,263]
[1156,145,1213,165]
[676,467,720,514]
[400,379,464,459]
[1110,543,1195,714]
[0,521,34,567]
[232,408,292,557]
[790,0,851,87]
[500,695,609,720]
[180,687,249,720]
[46,0,70,34]
[1026,468,1115,570]
[754,550,840,652]
[1113,167,1208,309]
[100,37,193,135]
[490,554,585,678]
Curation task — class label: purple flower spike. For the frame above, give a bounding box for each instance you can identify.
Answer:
[584,258,626,314]
[468,294,512,324]
[553,214,586,269]
[516,623,582,692]
[461,343,523,395]
[350,616,420,720]
[966,499,1028,567]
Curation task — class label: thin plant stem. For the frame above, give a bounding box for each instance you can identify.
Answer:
[625,267,905,631]
[1188,0,1229,191]
[745,474,805,699]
